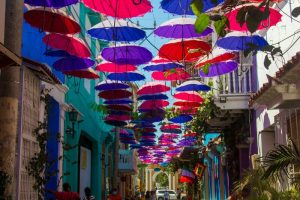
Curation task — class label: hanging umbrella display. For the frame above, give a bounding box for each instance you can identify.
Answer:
[105,120,127,127]
[216,32,268,51]
[82,0,152,18]
[107,72,145,82]
[106,105,132,112]
[24,8,80,34]
[25,0,78,8]
[44,50,71,57]
[199,61,238,77]
[95,62,136,73]
[174,92,203,102]
[143,62,183,72]
[179,107,198,115]
[137,82,170,95]
[152,68,190,81]
[95,80,129,91]
[158,39,211,62]
[160,128,182,134]
[63,68,99,79]
[161,124,181,130]
[53,56,94,71]
[139,100,169,110]
[195,52,237,68]
[226,6,282,32]
[104,99,133,105]
[154,18,212,39]
[105,114,131,121]
[138,94,168,100]
[43,33,91,58]
[169,114,193,124]
[98,90,132,100]
[174,101,201,107]
[101,45,153,65]
[87,19,146,42]
[176,80,211,92]
[161,0,225,15]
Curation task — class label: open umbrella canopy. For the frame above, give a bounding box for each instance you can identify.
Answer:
[152,68,190,81]
[154,17,212,39]
[24,8,80,34]
[158,39,211,62]
[161,124,181,130]
[105,114,131,121]
[87,19,146,42]
[24,0,78,8]
[199,61,238,77]
[106,104,132,112]
[44,50,71,57]
[196,52,237,68]
[176,80,211,92]
[105,120,127,127]
[137,82,170,95]
[138,94,168,100]
[161,0,225,15]
[143,62,183,72]
[139,100,169,109]
[63,68,99,79]
[82,0,152,18]
[43,33,91,58]
[107,72,145,82]
[53,56,94,71]
[174,101,202,107]
[95,80,129,91]
[216,32,268,51]
[104,99,133,105]
[95,62,137,73]
[101,45,153,65]
[169,114,193,124]
[174,91,203,102]
[98,90,132,99]
[226,6,282,32]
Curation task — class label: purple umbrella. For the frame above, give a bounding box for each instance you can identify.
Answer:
[154,18,213,39]
[53,56,94,71]
[143,62,183,72]
[95,80,129,91]
[104,98,133,105]
[101,45,152,65]
[199,61,238,77]
[107,72,145,81]
[25,0,78,8]
[138,94,168,100]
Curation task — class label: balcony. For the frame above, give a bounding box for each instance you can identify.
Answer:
[118,149,137,174]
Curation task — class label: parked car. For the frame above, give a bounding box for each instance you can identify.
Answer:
[156,189,177,200]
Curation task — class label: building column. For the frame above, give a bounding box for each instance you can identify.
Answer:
[149,170,152,191]
[145,169,148,191]
[168,174,172,189]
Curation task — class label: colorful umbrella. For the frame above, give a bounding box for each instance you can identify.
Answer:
[95,80,129,91]
[82,0,152,18]
[107,72,145,81]
[154,17,212,39]
[195,52,237,68]
[24,8,80,34]
[63,68,99,79]
[105,120,127,127]
[158,39,211,62]
[98,90,132,100]
[53,56,94,71]
[161,124,181,130]
[44,50,70,57]
[105,114,131,121]
[138,94,168,100]
[95,62,137,73]
[106,105,132,112]
[137,82,170,95]
[169,114,193,124]
[161,0,225,15]
[87,19,146,42]
[174,101,201,107]
[152,68,190,81]
[143,62,183,72]
[101,45,152,65]
[104,99,133,105]
[139,100,169,110]
[24,0,78,8]
[226,6,281,32]
[216,32,268,51]
[199,61,238,77]
[43,33,90,58]
[174,92,203,102]
[176,80,211,92]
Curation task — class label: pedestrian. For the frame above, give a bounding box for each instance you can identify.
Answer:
[48,182,80,200]
[82,187,95,200]
[176,188,181,200]
[150,191,156,200]
[145,191,151,200]
[164,190,169,200]
[107,188,122,200]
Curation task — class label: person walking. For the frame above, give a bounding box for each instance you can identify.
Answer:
[107,188,122,200]
[150,191,156,200]
[164,190,169,200]
[145,191,151,200]
[48,182,80,200]
[82,187,95,200]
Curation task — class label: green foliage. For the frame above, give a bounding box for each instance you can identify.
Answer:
[89,102,108,114]
[291,6,300,18]
[213,16,228,37]
[155,173,169,187]
[195,13,210,34]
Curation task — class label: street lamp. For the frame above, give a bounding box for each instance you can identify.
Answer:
[66,108,81,138]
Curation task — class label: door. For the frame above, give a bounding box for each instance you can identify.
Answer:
[79,146,92,198]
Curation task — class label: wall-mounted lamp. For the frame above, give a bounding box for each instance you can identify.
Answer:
[66,107,82,138]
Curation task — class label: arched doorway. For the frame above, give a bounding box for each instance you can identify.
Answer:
[154,172,169,189]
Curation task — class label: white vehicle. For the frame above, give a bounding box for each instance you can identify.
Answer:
[156,189,177,200]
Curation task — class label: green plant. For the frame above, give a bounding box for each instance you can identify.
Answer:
[155,173,169,187]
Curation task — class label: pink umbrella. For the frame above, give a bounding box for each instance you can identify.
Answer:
[161,124,181,130]
[95,62,137,73]
[137,82,170,95]
[63,68,99,79]
[152,68,190,81]
[174,101,201,107]
[195,52,237,68]
[105,115,131,121]
[139,100,169,109]
[174,92,203,102]
[226,6,282,32]
[43,33,90,58]
[82,0,153,18]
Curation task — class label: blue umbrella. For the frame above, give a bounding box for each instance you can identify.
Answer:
[95,80,130,91]
[176,80,211,92]
[142,133,157,137]
[104,99,133,105]
[53,56,94,71]
[199,61,238,77]
[138,94,168,100]
[161,0,225,15]
[107,72,145,81]
[25,0,78,8]
[170,114,193,124]
[216,32,268,51]
[87,19,146,42]
[143,62,183,72]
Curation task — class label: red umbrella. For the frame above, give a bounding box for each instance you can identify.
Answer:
[152,68,190,81]
[196,52,237,68]
[174,92,203,102]
[98,90,132,99]
[139,100,169,109]
[105,114,131,121]
[106,105,132,112]
[174,101,201,107]
[137,82,170,95]
[24,8,80,34]
[179,107,198,115]
[158,39,211,63]
[95,62,136,73]
[226,6,282,32]
[63,68,99,79]
[43,33,90,58]
[161,124,181,130]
